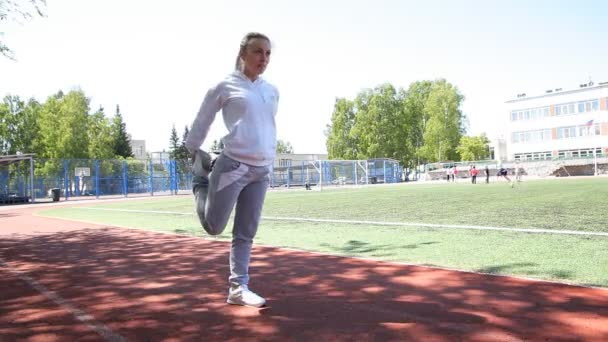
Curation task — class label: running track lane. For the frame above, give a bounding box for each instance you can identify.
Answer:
[1,207,608,341]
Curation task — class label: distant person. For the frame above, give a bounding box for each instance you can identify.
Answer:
[497,166,514,187]
[515,163,522,182]
[185,32,279,308]
[485,165,490,184]
[470,166,478,184]
[453,166,458,182]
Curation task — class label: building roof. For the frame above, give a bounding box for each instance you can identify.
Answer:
[505,82,608,104]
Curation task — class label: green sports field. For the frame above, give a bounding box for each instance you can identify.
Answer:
[39,178,608,287]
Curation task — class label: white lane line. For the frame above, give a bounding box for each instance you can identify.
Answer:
[32,211,608,291]
[77,207,608,237]
[0,257,126,342]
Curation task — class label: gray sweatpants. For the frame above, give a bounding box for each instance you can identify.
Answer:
[194,153,270,287]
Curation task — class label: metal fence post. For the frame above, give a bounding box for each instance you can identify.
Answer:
[123,160,128,197]
[63,159,69,200]
[95,160,100,199]
[287,160,291,188]
[149,159,154,196]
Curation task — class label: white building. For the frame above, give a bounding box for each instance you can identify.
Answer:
[274,153,328,169]
[130,140,147,160]
[504,81,608,161]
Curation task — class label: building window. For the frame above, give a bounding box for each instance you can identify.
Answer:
[556,106,562,116]
[568,103,575,113]
[592,100,599,111]
[512,129,553,143]
[557,126,576,139]
[511,111,517,121]
[595,123,601,135]
[578,102,585,113]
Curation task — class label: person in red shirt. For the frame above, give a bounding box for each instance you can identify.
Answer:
[470,166,478,184]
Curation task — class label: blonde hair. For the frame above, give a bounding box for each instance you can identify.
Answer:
[235,32,270,70]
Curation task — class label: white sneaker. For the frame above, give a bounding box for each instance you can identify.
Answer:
[227,285,266,308]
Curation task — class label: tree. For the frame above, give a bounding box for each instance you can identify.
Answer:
[37,90,90,159]
[402,81,433,167]
[168,124,179,159]
[0,95,40,155]
[276,139,293,154]
[325,79,465,167]
[111,105,133,158]
[328,84,414,166]
[419,79,465,162]
[0,97,12,154]
[1,0,46,60]
[88,106,114,159]
[175,125,190,160]
[210,139,224,152]
[456,134,491,161]
[325,98,358,160]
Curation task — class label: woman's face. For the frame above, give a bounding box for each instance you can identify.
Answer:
[241,38,271,78]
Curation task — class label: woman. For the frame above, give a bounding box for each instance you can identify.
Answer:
[185,32,279,308]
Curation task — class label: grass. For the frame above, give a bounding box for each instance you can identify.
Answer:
[38,178,608,287]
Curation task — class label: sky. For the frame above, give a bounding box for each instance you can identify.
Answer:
[1,0,607,154]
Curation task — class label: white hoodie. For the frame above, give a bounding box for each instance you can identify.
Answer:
[185,70,279,167]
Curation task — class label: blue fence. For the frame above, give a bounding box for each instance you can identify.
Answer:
[1,157,403,203]
[269,158,403,188]
[0,158,188,202]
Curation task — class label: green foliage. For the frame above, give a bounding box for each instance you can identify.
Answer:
[111,105,133,158]
[0,95,40,155]
[457,134,491,161]
[126,157,147,177]
[168,125,191,160]
[37,90,90,159]
[325,98,358,160]
[276,139,293,154]
[419,80,465,162]
[176,125,190,160]
[402,81,433,166]
[325,79,465,167]
[210,139,224,153]
[169,124,180,159]
[88,106,114,160]
[1,88,138,180]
